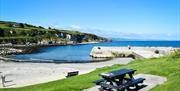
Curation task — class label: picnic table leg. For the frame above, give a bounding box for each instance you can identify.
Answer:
[129,74,134,79]
[98,87,103,91]
[135,84,139,90]
[99,87,109,91]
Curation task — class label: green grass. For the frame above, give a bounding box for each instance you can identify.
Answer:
[1,52,180,91]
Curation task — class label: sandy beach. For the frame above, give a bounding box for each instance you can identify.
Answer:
[0,58,133,88]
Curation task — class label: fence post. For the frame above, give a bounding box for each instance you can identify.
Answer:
[1,75,5,87]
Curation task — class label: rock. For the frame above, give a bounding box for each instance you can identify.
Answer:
[90,47,175,59]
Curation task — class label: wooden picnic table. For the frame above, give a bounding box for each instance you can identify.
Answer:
[94,69,145,91]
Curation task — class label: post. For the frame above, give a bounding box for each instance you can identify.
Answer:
[128,45,131,50]
[1,75,5,87]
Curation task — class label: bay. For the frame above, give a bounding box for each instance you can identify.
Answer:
[11,41,180,62]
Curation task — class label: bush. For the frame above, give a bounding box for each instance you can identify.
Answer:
[19,23,25,28]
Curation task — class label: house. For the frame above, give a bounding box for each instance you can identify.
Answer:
[66,34,71,40]
[58,32,65,38]
[12,24,20,28]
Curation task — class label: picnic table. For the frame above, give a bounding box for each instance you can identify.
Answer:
[94,69,145,91]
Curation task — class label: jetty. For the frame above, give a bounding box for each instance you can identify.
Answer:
[90,47,176,59]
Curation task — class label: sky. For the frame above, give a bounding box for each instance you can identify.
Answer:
[0,0,180,40]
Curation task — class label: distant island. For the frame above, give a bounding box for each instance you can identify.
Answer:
[0,21,110,46]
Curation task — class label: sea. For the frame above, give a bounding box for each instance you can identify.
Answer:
[10,41,180,62]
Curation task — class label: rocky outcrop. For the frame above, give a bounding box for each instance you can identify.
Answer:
[90,46,176,59]
[0,48,23,55]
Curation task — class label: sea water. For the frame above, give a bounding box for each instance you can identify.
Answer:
[10,41,180,62]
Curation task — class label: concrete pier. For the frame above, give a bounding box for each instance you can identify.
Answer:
[90,47,176,59]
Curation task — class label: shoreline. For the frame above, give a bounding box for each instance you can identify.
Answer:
[0,41,100,55]
[0,41,106,63]
[0,41,99,47]
[0,55,113,63]
[1,46,179,63]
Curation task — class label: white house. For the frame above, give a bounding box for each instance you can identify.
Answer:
[66,34,71,40]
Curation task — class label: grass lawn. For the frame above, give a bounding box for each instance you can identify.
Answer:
[1,51,180,91]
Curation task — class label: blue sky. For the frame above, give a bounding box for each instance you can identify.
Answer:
[0,0,180,40]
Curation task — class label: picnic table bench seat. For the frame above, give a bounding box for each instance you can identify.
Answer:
[125,78,145,87]
[99,78,145,90]
[93,79,105,85]
[121,78,145,90]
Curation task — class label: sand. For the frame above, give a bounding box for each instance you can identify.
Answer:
[0,58,133,88]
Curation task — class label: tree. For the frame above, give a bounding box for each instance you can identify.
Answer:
[19,23,25,28]
[0,28,4,37]
[48,27,52,29]
[19,30,27,36]
[38,26,44,29]
[30,29,38,36]
[7,23,13,27]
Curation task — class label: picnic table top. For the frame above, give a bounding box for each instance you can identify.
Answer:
[100,69,136,78]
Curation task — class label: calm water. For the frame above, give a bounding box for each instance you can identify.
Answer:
[11,41,180,62]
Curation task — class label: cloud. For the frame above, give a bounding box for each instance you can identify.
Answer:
[69,25,81,29]
[60,25,180,40]
[81,29,180,40]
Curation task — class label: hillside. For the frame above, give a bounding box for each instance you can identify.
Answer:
[0,21,109,45]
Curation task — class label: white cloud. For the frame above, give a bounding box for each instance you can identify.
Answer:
[69,25,81,29]
[58,25,180,40]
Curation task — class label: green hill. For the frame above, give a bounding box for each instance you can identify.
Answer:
[0,21,109,44]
